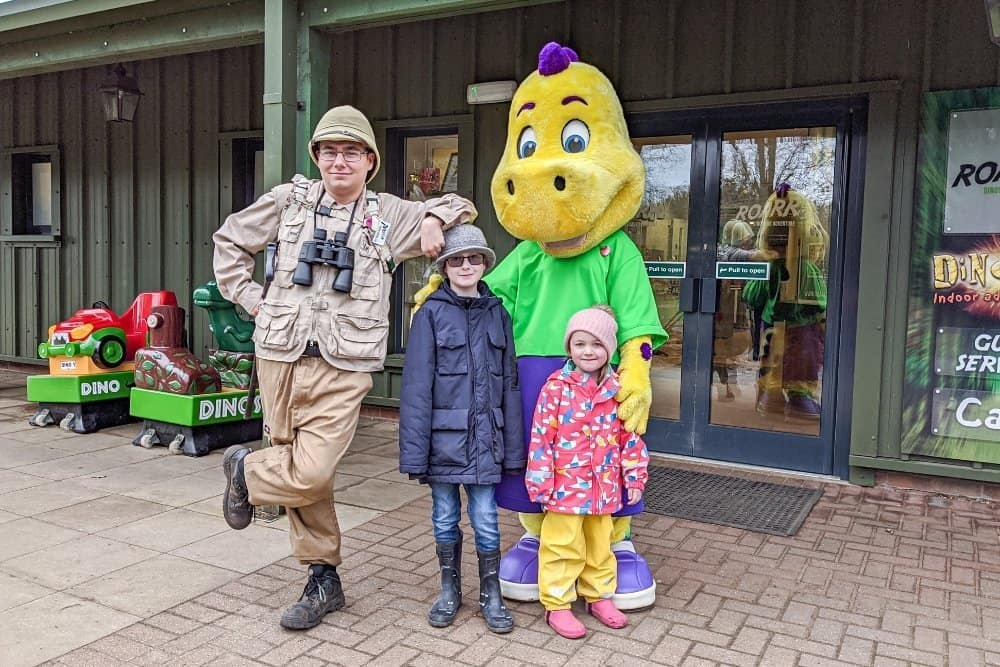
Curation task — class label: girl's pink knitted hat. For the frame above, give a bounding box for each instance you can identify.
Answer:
[564,306,618,356]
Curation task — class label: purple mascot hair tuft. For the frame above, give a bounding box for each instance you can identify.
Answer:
[775,182,793,197]
[538,41,579,76]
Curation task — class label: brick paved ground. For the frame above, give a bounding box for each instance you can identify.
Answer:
[48,436,1000,667]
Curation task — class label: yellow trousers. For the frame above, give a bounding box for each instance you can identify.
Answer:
[538,512,616,610]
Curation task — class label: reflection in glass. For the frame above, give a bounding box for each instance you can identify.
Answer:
[400,134,459,348]
[711,128,835,436]
[627,136,692,421]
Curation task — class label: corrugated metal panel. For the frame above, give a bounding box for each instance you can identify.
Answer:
[0,44,263,362]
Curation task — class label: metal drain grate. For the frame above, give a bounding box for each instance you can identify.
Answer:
[642,466,822,536]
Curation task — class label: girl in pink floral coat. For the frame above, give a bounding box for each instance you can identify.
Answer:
[525,305,649,639]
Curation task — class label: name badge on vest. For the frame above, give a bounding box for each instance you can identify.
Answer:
[370,216,391,246]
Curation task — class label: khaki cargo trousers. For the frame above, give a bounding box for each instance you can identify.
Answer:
[243,357,373,567]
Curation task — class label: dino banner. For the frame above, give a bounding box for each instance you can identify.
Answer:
[903,87,1000,463]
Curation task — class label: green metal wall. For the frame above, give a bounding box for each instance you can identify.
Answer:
[0,44,264,363]
[326,0,1000,475]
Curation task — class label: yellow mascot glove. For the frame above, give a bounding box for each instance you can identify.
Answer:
[409,273,444,324]
[616,335,653,435]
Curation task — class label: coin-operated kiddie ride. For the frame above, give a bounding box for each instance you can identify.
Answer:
[129,282,261,456]
[27,291,178,433]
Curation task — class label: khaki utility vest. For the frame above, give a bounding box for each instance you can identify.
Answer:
[252,175,395,372]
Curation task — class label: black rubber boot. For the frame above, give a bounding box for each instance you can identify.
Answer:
[222,445,253,530]
[478,549,514,634]
[279,564,345,630]
[428,533,463,627]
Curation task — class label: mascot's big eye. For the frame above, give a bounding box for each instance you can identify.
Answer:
[561,120,589,153]
[517,127,537,159]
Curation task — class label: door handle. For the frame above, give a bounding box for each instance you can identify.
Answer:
[700,277,719,313]
[679,277,699,313]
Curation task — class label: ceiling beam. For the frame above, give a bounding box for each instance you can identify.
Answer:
[0,0,263,80]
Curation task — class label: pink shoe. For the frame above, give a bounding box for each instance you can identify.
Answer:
[587,599,628,629]
[545,609,586,639]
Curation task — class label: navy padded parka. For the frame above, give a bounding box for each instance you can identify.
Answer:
[399,281,524,484]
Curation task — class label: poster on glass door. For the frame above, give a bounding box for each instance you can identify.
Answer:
[903,87,1000,464]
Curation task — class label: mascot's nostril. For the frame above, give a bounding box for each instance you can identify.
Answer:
[507,179,515,195]
[554,176,566,191]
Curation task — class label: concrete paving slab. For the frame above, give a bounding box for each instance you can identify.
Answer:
[0,397,29,409]
[0,508,20,524]
[336,453,399,478]
[0,480,108,516]
[37,495,168,534]
[364,441,403,458]
[184,494,224,519]
[346,432,396,453]
[68,554,237,617]
[97,508,229,552]
[3,427,79,444]
[14,445,158,481]
[119,469,225,507]
[333,472,366,491]
[336,504,384,533]
[170,524,290,574]
[1,535,158,589]
[0,592,139,667]
[334,477,429,511]
[0,441,75,469]
[0,469,50,494]
[45,432,136,453]
[0,570,55,613]
[0,421,34,435]
[74,457,206,494]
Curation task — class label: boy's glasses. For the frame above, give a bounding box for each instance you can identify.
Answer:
[444,253,485,268]
[316,148,369,162]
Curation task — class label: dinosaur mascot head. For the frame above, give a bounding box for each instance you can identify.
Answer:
[490,42,645,258]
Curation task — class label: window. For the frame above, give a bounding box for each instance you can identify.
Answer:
[2,145,60,241]
[231,137,264,213]
[380,118,473,353]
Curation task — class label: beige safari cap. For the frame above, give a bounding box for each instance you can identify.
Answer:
[309,105,381,183]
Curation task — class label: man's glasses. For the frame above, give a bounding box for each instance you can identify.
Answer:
[317,147,370,162]
[444,253,485,268]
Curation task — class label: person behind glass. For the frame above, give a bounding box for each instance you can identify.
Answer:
[399,224,524,634]
[526,305,650,639]
[213,105,476,631]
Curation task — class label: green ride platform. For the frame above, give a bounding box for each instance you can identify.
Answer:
[129,387,262,457]
[26,371,136,433]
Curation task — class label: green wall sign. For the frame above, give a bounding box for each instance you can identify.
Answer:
[715,261,770,280]
[645,261,686,278]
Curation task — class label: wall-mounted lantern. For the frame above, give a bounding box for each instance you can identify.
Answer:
[99,64,143,122]
[987,0,1000,45]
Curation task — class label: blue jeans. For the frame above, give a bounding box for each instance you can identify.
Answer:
[429,483,501,552]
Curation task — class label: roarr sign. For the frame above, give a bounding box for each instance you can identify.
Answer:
[944,108,1000,234]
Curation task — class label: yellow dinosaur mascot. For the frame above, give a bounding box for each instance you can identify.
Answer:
[418,42,668,609]
[415,42,665,607]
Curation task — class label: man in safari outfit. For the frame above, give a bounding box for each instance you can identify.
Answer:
[213,106,476,630]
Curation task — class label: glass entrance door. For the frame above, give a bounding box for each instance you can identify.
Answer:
[628,100,862,476]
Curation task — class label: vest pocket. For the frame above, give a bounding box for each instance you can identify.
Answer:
[430,408,469,466]
[335,314,387,359]
[350,245,383,301]
[255,302,300,351]
[490,407,505,463]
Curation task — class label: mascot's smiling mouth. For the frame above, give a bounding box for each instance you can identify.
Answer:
[541,233,587,251]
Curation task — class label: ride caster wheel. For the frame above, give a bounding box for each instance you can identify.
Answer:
[138,429,158,449]
[29,409,54,427]
[167,434,185,455]
[59,413,76,431]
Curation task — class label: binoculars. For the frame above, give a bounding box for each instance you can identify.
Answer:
[292,228,355,292]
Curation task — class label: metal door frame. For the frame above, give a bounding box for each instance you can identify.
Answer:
[629,97,866,478]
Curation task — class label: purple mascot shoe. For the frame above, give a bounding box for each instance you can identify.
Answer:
[611,539,657,610]
[498,533,540,601]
